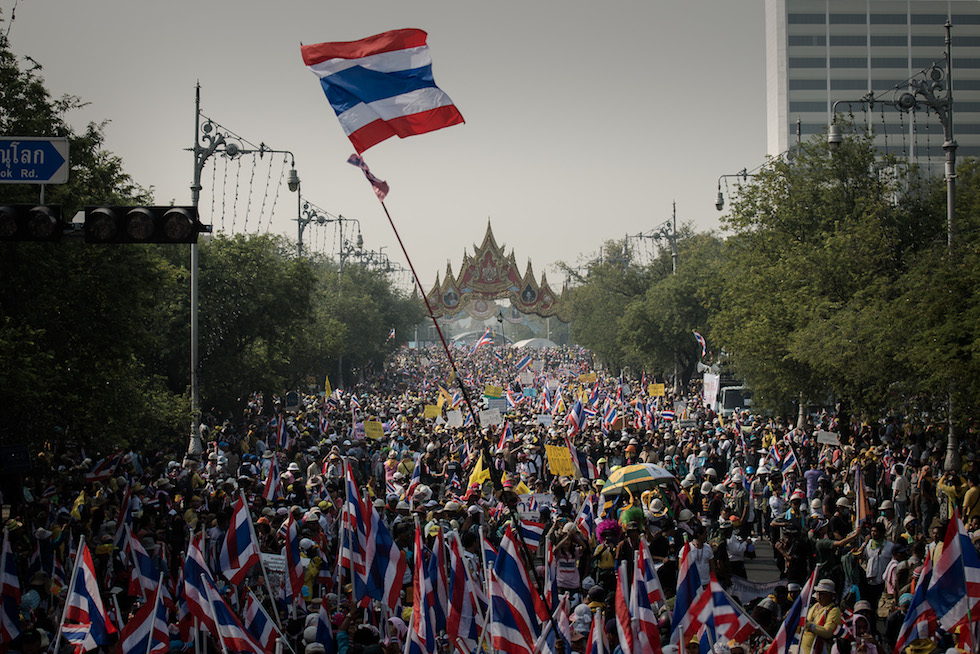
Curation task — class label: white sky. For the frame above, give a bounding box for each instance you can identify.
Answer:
[4,0,768,288]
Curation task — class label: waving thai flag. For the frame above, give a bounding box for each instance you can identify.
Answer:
[764,567,818,654]
[447,532,482,654]
[472,328,493,353]
[614,562,636,654]
[219,496,261,585]
[927,509,980,630]
[61,540,118,652]
[1,529,21,643]
[515,354,532,372]
[119,578,168,654]
[183,531,218,635]
[693,331,707,357]
[301,29,465,155]
[407,524,435,654]
[243,589,283,654]
[488,524,549,654]
[201,573,268,654]
[566,398,587,436]
[895,552,938,654]
[262,455,280,502]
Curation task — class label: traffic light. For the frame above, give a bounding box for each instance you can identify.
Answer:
[83,206,210,244]
[0,204,65,242]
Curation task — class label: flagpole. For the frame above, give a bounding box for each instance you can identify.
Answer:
[240,489,283,631]
[376,199,482,430]
[203,574,231,654]
[51,534,84,654]
[145,574,164,654]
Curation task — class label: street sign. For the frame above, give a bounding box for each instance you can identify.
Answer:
[0,137,69,184]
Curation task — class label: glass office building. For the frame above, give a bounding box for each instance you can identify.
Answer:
[766,0,980,167]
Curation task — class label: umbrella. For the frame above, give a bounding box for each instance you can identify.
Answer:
[600,463,677,497]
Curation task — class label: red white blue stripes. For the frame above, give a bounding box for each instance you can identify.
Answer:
[301,29,464,154]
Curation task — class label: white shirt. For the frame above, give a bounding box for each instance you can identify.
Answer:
[689,542,714,585]
[864,540,895,584]
[893,475,909,502]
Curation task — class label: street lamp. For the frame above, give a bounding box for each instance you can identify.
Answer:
[497,310,504,344]
[715,169,750,212]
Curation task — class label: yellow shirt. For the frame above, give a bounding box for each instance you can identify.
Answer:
[800,602,842,654]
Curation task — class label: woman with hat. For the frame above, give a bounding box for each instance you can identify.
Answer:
[801,579,843,654]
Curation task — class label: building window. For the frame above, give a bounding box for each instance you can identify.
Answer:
[911,14,950,25]
[832,35,868,47]
[789,35,827,46]
[789,13,825,24]
[830,57,868,68]
[798,123,826,135]
[870,13,907,25]
[829,13,866,25]
[951,14,980,25]
[790,101,829,112]
[872,58,910,68]
[790,79,828,90]
[832,79,871,90]
[790,57,827,68]
[871,35,908,47]
[910,36,945,47]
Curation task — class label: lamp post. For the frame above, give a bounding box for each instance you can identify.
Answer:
[497,310,505,344]
[829,21,957,469]
[186,92,298,458]
[715,169,750,212]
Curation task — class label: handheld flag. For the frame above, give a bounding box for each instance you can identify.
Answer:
[301,29,464,154]
[1,529,21,643]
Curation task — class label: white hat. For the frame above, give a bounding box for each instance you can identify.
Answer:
[701,481,713,494]
[287,462,300,472]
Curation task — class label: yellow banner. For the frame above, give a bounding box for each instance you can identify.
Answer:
[364,421,384,440]
[423,404,440,419]
[648,383,665,397]
[579,373,597,383]
[484,385,503,399]
[546,444,576,477]
[324,376,332,397]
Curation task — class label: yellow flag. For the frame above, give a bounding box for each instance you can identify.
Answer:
[70,490,86,520]
[324,376,332,397]
[718,414,725,429]
[514,480,532,495]
[469,452,490,487]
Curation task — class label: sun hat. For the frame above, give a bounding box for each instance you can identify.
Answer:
[814,579,836,594]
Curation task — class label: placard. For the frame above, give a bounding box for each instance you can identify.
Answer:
[728,576,786,604]
[446,410,463,428]
[519,371,535,386]
[535,414,553,426]
[483,385,503,399]
[516,492,554,520]
[579,373,597,383]
[531,359,545,372]
[703,373,720,407]
[261,553,285,594]
[546,444,576,476]
[546,377,560,390]
[423,404,441,419]
[480,408,503,426]
[486,398,507,412]
[648,383,665,397]
[816,430,841,446]
[364,421,384,440]
[523,388,537,398]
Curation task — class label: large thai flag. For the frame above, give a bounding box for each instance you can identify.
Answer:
[671,542,702,645]
[615,561,636,654]
[405,454,423,502]
[315,600,338,654]
[426,528,450,634]
[84,451,121,483]
[896,551,938,654]
[709,575,758,642]
[407,525,436,654]
[302,28,464,154]
[183,531,218,635]
[497,421,513,450]
[361,497,406,612]
[575,494,597,540]
[781,449,799,475]
[481,531,498,569]
[119,580,168,654]
[201,574,268,654]
[243,589,283,654]
[62,541,117,652]
[566,398,587,436]
[281,518,305,608]
[518,520,545,553]
[1,528,21,643]
[472,327,493,353]
[339,464,369,597]
[764,567,818,654]
[927,509,980,630]
[447,532,482,654]
[275,417,288,449]
[515,354,532,372]
[125,527,164,604]
[489,524,549,654]
[219,496,261,585]
[632,545,664,654]
[586,609,610,654]
[263,455,280,502]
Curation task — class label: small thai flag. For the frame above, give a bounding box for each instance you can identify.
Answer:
[661,409,675,422]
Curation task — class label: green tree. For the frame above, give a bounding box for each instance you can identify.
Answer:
[716,125,938,415]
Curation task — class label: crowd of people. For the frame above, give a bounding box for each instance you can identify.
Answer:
[2,342,980,654]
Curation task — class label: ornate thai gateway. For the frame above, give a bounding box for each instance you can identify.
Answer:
[424,222,570,322]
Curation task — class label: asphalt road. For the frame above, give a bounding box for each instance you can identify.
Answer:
[743,536,782,583]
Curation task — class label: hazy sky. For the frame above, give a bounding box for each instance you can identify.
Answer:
[4,1,768,289]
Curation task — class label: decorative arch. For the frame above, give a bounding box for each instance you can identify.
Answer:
[425,221,570,321]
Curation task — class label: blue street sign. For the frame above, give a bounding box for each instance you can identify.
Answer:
[0,137,69,184]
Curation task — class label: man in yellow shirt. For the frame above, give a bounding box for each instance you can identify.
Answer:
[801,579,843,654]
